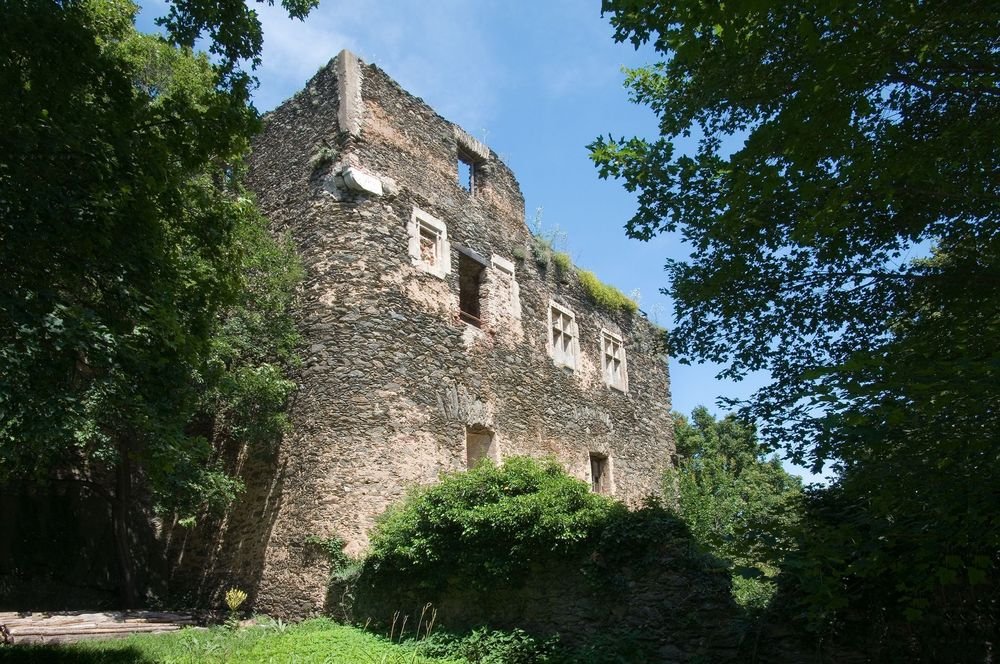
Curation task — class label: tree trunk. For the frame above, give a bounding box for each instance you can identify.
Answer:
[112,440,137,609]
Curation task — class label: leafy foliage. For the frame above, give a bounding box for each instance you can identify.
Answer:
[423,628,562,664]
[0,0,301,503]
[3,0,248,494]
[353,460,735,663]
[668,408,802,609]
[156,0,317,77]
[591,0,999,464]
[0,0,307,604]
[592,0,998,650]
[305,534,361,585]
[369,457,620,590]
[419,626,650,664]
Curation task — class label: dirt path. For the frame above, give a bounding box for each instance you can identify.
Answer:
[0,610,198,645]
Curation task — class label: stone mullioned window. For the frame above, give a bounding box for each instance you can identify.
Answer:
[601,329,628,392]
[548,301,579,370]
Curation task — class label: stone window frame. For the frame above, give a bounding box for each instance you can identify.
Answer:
[547,300,579,371]
[490,253,515,279]
[600,329,628,393]
[589,452,614,495]
[490,254,521,320]
[407,207,450,279]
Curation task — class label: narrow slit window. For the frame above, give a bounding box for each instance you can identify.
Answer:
[454,127,489,196]
[458,152,475,193]
[459,252,485,327]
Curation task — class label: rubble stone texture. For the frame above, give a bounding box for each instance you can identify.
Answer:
[243,50,676,617]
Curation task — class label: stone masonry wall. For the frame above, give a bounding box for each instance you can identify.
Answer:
[244,51,676,617]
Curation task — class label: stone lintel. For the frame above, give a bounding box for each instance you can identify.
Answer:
[454,243,489,266]
[453,126,490,162]
[491,253,515,275]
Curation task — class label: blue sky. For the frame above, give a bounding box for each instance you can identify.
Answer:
[137,1,823,482]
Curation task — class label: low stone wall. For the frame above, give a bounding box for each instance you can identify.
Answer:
[334,519,749,662]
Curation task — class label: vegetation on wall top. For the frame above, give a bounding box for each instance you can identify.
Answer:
[576,269,638,315]
[527,216,638,316]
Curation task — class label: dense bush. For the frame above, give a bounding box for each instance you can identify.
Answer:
[368,457,621,590]
[342,457,749,662]
[422,627,560,664]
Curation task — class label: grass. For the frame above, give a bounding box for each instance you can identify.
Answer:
[551,251,572,275]
[576,269,638,314]
[0,618,462,664]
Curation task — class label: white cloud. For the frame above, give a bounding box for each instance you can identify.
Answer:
[251,1,504,137]
[252,3,357,111]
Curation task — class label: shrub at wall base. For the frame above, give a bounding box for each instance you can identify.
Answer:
[329,458,747,662]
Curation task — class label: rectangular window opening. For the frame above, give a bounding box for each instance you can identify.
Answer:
[458,149,479,194]
[466,427,496,468]
[459,252,485,327]
[590,453,610,494]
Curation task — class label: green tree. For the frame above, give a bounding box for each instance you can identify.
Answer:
[592,0,998,650]
[669,407,801,609]
[0,0,309,606]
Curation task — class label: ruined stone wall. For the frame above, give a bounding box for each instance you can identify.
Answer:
[244,51,676,617]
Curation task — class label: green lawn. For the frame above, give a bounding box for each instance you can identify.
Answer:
[0,618,462,663]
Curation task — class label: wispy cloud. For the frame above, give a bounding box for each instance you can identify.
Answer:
[251,3,356,112]
[251,1,504,136]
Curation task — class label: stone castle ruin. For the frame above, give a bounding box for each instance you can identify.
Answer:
[1,49,677,618]
[233,50,677,616]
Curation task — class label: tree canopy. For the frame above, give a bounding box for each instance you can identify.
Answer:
[592,0,998,652]
[591,0,998,466]
[669,407,801,609]
[0,0,309,604]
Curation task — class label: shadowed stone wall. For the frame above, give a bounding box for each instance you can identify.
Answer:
[243,50,676,617]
